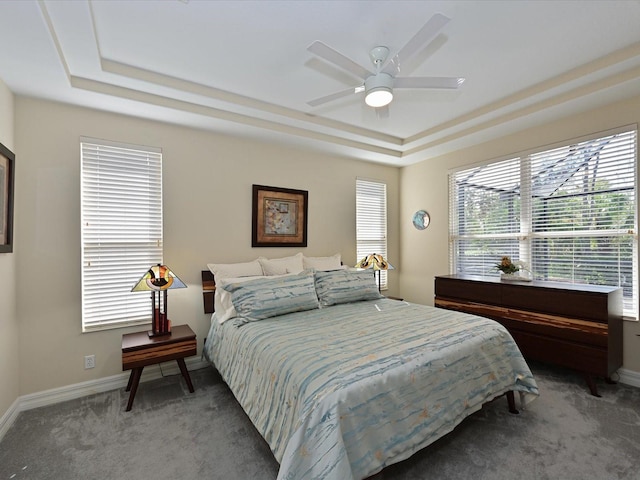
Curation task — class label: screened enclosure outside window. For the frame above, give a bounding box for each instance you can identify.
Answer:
[81,138,163,332]
[449,127,637,317]
[356,178,389,289]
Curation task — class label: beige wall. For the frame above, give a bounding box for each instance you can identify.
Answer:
[400,94,640,372]
[0,79,17,417]
[13,97,400,396]
[6,89,640,414]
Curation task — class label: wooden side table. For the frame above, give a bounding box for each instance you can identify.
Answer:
[122,324,197,411]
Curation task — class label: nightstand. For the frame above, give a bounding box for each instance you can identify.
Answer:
[122,324,197,411]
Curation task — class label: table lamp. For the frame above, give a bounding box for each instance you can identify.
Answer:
[355,253,394,292]
[131,264,186,337]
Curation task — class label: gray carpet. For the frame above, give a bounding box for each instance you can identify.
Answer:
[1,362,639,480]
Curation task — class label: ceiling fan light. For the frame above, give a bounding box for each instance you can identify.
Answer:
[364,72,394,107]
[365,88,393,108]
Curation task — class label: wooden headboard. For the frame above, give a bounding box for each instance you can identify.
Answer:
[201,270,216,314]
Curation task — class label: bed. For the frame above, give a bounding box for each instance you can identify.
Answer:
[202,258,539,480]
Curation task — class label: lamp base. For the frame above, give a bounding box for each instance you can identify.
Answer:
[150,311,172,337]
[147,330,172,338]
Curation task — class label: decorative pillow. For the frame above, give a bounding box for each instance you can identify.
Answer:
[214,275,265,324]
[258,252,304,276]
[223,270,319,322]
[302,253,343,271]
[314,269,383,307]
[207,260,263,280]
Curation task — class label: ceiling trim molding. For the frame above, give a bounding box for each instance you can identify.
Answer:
[99,59,404,147]
[38,0,71,81]
[404,42,640,148]
[69,75,404,158]
[403,64,640,157]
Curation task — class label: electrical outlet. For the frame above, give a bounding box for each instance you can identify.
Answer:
[84,354,95,369]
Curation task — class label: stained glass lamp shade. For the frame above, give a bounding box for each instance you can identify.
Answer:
[131,264,186,337]
[355,253,394,292]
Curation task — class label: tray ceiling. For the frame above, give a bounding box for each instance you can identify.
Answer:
[1,0,639,165]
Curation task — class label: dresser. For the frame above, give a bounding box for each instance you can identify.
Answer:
[434,274,623,396]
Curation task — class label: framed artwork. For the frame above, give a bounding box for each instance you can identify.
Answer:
[0,142,15,253]
[252,184,308,247]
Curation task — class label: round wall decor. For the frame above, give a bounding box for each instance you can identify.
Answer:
[412,210,430,230]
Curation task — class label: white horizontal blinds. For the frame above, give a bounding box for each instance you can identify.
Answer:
[530,130,637,314]
[81,138,163,332]
[356,178,388,289]
[450,158,522,276]
[450,127,638,317]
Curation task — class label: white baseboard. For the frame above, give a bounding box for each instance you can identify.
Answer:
[0,357,209,442]
[0,397,20,442]
[618,367,640,388]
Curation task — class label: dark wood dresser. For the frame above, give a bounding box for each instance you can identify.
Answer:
[434,274,623,396]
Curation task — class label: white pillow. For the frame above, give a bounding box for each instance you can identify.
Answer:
[258,252,304,275]
[303,253,342,271]
[207,260,263,280]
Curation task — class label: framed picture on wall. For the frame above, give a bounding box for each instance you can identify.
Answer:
[0,141,15,253]
[252,184,308,247]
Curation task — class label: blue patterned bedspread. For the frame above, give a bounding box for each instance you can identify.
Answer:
[204,299,539,480]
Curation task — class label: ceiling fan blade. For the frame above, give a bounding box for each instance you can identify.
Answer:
[308,41,373,80]
[307,86,362,107]
[382,13,450,76]
[394,76,465,89]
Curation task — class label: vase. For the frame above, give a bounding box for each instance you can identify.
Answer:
[500,272,532,282]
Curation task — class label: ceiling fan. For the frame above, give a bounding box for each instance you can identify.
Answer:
[307,13,465,110]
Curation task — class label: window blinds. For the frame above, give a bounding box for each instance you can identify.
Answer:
[356,178,389,289]
[449,157,522,277]
[81,138,163,332]
[450,127,637,317]
[529,131,636,303]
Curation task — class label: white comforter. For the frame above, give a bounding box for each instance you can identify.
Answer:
[204,299,539,480]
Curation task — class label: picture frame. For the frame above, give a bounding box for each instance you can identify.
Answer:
[252,184,308,247]
[0,141,15,253]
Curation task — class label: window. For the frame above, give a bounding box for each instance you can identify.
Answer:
[356,178,389,289]
[450,127,637,317]
[81,138,163,332]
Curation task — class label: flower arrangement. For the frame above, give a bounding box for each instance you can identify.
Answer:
[495,256,520,274]
[494,256,532,281]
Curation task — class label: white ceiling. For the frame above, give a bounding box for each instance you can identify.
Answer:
[1,0,639,166]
